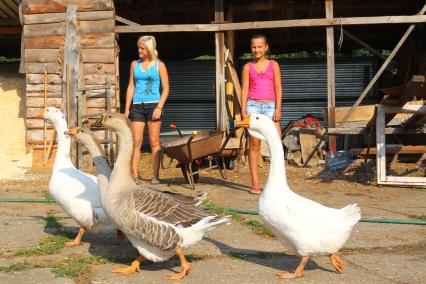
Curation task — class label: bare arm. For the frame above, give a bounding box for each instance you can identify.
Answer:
[273,60,282,122]
[152,61,169,120]
[241,63,250,119]
[124,60,137,117]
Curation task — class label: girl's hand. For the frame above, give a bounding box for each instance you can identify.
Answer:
[242,111,248,120]
[124,109,130,118]
[152,107,162,120]
[273,109,281,122]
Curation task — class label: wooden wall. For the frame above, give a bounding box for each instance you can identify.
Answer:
[22,0,118,147]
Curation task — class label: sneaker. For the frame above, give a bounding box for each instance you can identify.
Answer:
[132,176,140,185]
[150,178,160,185]
[249,187,262,195]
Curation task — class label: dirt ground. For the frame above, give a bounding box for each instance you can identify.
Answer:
[0,153,425,284]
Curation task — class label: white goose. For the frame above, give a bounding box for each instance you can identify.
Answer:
[41,107,116,246]
[239,114,361,279]
[93,112,230,280]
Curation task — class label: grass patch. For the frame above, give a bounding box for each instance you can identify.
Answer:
[186,253,212,262]
[203,202,275,238]
[243,220,275,238]
[16,234,72,256]
[43,191,54,204]
[52,254,108,282]
[0,261,30,272]
[43,212,64,229]
[408,214,426,221]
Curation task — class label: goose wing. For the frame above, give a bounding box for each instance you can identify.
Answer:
[132,188,211,227]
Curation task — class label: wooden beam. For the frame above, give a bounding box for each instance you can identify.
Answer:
[23,0,114,14]
[338,28,388,61]
[326,0,336,150]
[352,145,426,155]
[0,27,22,34]
[339,3,426,127]
[115,15,426,33]
[215,0,226,131]
[62,5,80,128]
[328,127,426,135]
[115,15,140,26]
[24,10,114,24]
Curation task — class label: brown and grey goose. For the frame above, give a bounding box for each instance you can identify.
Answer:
[67,127,207,207]
[91,113,230,280]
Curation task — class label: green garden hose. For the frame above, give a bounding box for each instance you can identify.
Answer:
[0,198,425,225]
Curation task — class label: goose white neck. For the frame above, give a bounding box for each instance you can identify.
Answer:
[51,117,72,167]
[110,122,134,185]
[259,124,288,194]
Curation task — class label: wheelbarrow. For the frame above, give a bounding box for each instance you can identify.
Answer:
[160,128,233,189]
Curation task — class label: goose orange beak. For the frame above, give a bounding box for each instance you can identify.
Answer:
[235,116,250,128]
[67,127,79,137]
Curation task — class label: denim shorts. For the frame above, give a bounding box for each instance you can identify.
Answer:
[129,102,162,122]
[246,99,275,119]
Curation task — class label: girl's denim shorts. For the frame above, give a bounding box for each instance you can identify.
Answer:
[246,99,275,119]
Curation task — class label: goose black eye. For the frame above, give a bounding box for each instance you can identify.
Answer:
[256,116,259,120]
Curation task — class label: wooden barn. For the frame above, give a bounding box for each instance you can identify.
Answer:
[2,0,426,185]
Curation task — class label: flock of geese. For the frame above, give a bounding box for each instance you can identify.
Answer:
[41,106,361,280]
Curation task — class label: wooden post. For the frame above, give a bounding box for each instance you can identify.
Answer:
[43,70,47,165]
[62,4,80,128]
[326,0,336,150]
[340,3,426,127]
[214,0,226,131]
[225,3,235,57]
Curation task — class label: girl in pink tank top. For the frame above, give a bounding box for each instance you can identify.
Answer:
[241,34,283,194]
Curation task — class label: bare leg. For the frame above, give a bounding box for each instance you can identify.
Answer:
[248,135,261,190]
[330,253,344,273]
[131,121,146,178]
[167,247,191,280]
[276,256,308,279]
[111,255,144,274]
[148,120,162,179]
[64,227,85,246]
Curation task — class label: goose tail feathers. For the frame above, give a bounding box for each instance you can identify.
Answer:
[341,203,361,225]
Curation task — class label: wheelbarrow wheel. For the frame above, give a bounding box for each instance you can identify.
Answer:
[180,162,199,184]
[160,149,173,169]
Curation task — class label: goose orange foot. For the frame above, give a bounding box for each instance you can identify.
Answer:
[330,253,344,273]
[167,247,191,280]
[64,240,82,247]
[111,255,144,275]
[64,227,85,246]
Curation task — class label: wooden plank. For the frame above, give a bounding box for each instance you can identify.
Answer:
[24,49,60,63]
[80,33,115,48]
[81,49,115,63]
[24,19,114,37]
[0,27,22,34]
[328,127,426,135]
[26,73,62,84]
[299,128,319,166]
[326,0,335,149]
[26,91,62,98]
[215,0,226,131]
[26,97,116,108]
[25,63,61,74]
[115,15,426,33]
[115,15,140,26]
[339,3,426,127]
[26,107,108,119]
[398,75,425,104]
[334,105,375,123]
[23,0,113,14]
[0,1,18,18]
[24,33,114,49]
[24,10,114,24]
[26,84,62,92]
[383,104,426,114]
[24,35,64,49]
[84,74,116,85]
[83,63,115,75]
[352,145,426,155]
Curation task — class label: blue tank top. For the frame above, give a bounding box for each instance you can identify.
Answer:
[133,59,161,103]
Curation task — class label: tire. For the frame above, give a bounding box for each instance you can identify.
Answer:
[160,149,173,169]
[180,162,199,183]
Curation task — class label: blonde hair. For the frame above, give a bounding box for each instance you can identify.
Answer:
[137,35,159,68]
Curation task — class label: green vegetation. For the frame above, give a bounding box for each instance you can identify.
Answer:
[0,261,30,272]
[15,235,72,256]
[228,251,284,260]
[192,55,215,60]
[43,191,55,204]
[52,254,108,281]
[186,253,213,262]
[0,56,20,64]
[408,214,426,221]
[203,202,274,238]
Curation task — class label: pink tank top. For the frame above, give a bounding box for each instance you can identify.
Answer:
[248,60,276,101]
